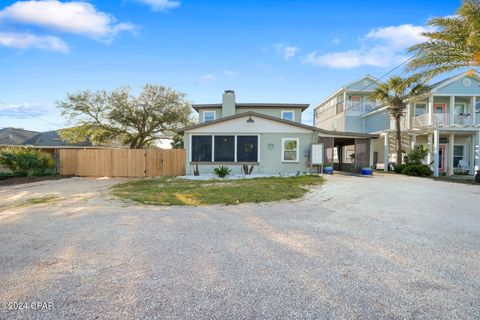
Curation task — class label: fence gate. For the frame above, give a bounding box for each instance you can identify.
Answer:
[59,149,185,177]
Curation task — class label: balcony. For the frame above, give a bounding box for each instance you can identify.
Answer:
[345,101,376,113]
[411,113,473,128]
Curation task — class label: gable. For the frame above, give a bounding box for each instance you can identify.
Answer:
[346,76,379,91]
[434,75,480,95]
[185,114,313,134]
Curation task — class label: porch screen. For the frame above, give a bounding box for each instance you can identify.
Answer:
[191,135,212,162]
[237,136,258,162]
[214,136,235,162]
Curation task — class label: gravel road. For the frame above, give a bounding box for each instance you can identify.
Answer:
[0,174,479,319]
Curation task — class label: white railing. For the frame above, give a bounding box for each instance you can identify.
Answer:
[412,114,429,127]
[412,113,473,127]
[346,101,376,113]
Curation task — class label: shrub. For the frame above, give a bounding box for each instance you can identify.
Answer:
[213,165,231,178]
[401,164,432,176]
[394,164,406,174]
[404,145,429,165]
[0,147,54,176]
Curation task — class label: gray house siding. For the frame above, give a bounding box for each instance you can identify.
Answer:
[364,111,390,133]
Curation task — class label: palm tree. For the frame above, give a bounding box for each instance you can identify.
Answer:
[370,76,429,165]
[407,0,480,79]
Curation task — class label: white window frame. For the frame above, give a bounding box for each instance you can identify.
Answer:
[189,134,260,163]
[453,144,466,166]
[281,110,295,121]
[281,138,299,163]
[203,110,216,122]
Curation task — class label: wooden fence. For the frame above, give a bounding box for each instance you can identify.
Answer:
[59,149,185,177]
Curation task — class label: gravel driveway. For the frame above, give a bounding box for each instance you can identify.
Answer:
[0,174,479,319]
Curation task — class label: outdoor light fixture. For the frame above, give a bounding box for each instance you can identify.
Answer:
[246,116,255,123]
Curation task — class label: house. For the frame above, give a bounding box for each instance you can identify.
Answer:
[177,90,379,175]
[313,72,480,177]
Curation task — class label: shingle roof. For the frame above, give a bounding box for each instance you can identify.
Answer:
[0,127,39,145]
[23,130,92,147]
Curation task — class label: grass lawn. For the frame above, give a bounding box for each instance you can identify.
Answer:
[112,175,324,206]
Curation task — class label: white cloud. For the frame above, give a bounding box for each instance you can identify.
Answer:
[0,32,68,52]
[0,1,136,41]
[134,0,180,11]
[273,43,299,61]
[0,103,50,118]
[332,37,341,44]
[303,24,436,68]
[199,74,216,83]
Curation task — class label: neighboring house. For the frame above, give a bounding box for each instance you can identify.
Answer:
[314,72,480,177]
[0,127,39,145]
[178,90,378,175]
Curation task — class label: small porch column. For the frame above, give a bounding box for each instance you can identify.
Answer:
[410,134,416,151]
[450,96,455,126]
[472,96,477,126]
[428,96,434,126]
[433,130,440,177]
[448,133,455,176]
[470,132,477,175]
[427,133,433,164]
[369,139,374,167]
[406,103,411,130]
[383,133,389,172]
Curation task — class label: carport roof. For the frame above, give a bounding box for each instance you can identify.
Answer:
[177,111,380,139]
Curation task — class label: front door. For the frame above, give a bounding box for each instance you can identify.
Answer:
[434,104,447,125]
[438,144,446,173]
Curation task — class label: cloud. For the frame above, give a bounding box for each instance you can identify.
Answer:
[133,0,180,11]
[303,24,436,68]
[0,103,50,118]
[0,1,136,41]
[0,32,68,52]
[332,37,341,44]
[273,43,299,61]
[199,74,216,84]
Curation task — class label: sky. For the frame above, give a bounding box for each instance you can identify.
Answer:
[0,0,461,131]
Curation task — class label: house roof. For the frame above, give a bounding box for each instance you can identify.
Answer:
[23,130,92,147]
[192,103,309,112]
[430,70,480,92]
[0,127,39,145]
[177,111,379,139]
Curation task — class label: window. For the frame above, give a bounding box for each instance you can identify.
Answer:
[455,103,466,115]
[203,111,216,122]
[453,145,465,168]
[191,135,259,163]
[415,103,427,116]
[214,136,235,162]
[282,138,299,162]
[237,136,258,162]
[281,111,295,121]
[191,135,212,162]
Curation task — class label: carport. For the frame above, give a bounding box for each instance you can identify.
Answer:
[318,132,379,173]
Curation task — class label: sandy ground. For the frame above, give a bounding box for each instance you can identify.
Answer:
[0,174,479,319]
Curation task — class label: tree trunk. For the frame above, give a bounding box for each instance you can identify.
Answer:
[395,117,403,165]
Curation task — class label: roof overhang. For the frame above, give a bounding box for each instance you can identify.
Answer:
[192,103,309,112]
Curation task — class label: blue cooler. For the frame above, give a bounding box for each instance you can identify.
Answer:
[360,167,373,175]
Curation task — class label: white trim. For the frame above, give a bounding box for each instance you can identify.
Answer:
[454,102,467,115]
[281,138,299,163]
[281,110,295,121]
[203,110,216,122]
[414,102,428,116]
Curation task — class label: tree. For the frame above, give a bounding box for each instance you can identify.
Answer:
[170,133,184,149]
[407,0,480,79]
[370,76,429,165]
[57,85,193,149]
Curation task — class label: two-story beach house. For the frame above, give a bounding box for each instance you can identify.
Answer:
[314,72,480,177]
[178,90,378,175]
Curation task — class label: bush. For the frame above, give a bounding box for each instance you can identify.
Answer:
[213,165,231,178]
[394,164,406,174]
[0,147,54,176]
[401,164,432,176]
[0,172,16,180]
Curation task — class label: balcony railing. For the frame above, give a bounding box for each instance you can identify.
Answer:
[346,101,376,113]
[412,113,473,128]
